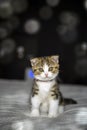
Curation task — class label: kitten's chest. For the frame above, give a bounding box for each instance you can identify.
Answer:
[36,81,55,98]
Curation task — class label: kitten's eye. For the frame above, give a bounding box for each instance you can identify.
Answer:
[39,68,43,72]
[49,67,53,71]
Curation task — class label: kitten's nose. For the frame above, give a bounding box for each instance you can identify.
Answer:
[45,73,48,77]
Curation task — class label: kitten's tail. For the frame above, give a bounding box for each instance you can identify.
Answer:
[64,98,77,105]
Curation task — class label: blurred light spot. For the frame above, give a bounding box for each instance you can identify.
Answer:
[24,19,41,34]
[76,108,87,125]
[1,38,16,54]
[17,46,25,59]
[25,68,34,80]
[0,27,8,39]
[81,42,87,51]
[46,0,60,7]
[57,25,68,35]
[39,6,53,20]
[57,25,78,43]
[59,11,80,28]
[75,42,87,57]
[0,38,16,64]
[84,0,87,10]
[28,69,34,79]
[0,17,19,39]
[0,0,13,18]
[0,21,13,38]
[75,59,87,77]
[11,0,28,13]
[57,11,79,43]
[0,49,5,58]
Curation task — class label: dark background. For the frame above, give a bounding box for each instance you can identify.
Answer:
[0,0,87,85]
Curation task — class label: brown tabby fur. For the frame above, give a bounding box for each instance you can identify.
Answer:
[31,56,59,75]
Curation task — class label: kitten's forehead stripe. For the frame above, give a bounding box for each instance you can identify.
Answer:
[44,64,48,72]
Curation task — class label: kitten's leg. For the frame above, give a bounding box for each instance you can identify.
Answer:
[48,99,59,118]
[31,96,41,117]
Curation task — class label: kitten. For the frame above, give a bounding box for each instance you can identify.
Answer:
[30,55,77,117]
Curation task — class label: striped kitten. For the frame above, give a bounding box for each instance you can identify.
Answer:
[30,55,76,117]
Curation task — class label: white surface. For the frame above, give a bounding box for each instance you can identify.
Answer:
[0,79,87,130]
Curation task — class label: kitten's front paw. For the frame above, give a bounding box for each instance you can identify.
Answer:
[30,109,40,117]
[48,113,58,118]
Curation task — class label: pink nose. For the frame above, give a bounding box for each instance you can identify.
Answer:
[45,73,48,77]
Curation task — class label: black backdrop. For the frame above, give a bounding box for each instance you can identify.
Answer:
[0,0,87,85]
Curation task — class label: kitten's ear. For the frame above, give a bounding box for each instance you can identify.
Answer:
[30,58,38,66]
[51,55,59,63]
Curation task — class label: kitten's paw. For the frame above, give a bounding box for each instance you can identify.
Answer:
[48,113,58,118]
[30,109,40,117]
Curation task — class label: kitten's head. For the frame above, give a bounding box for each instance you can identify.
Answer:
[30,55,59,81]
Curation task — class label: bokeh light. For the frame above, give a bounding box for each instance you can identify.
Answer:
[84,0,87,10]
[39,6,53,20]
[46,0,60,7]
[75,42,87,57]
[0,27,8,39]
[0,0,13,18]
[57,25,78,43]
[0,16,19,39]
[59,11,79,29]
[0,22,12,39]
[81,42,87,51]
[24,19,41,34]
[57,11,79,43]
[0,38,16,64]
[1,38,16,54]
[17,46,25,59]
[11,0,28,13]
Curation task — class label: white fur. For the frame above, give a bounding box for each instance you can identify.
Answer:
[48,99,59,117]
[31,96,41,116]
[37,80,56,93]
[37,80,56,101]
[31,80,60,117]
